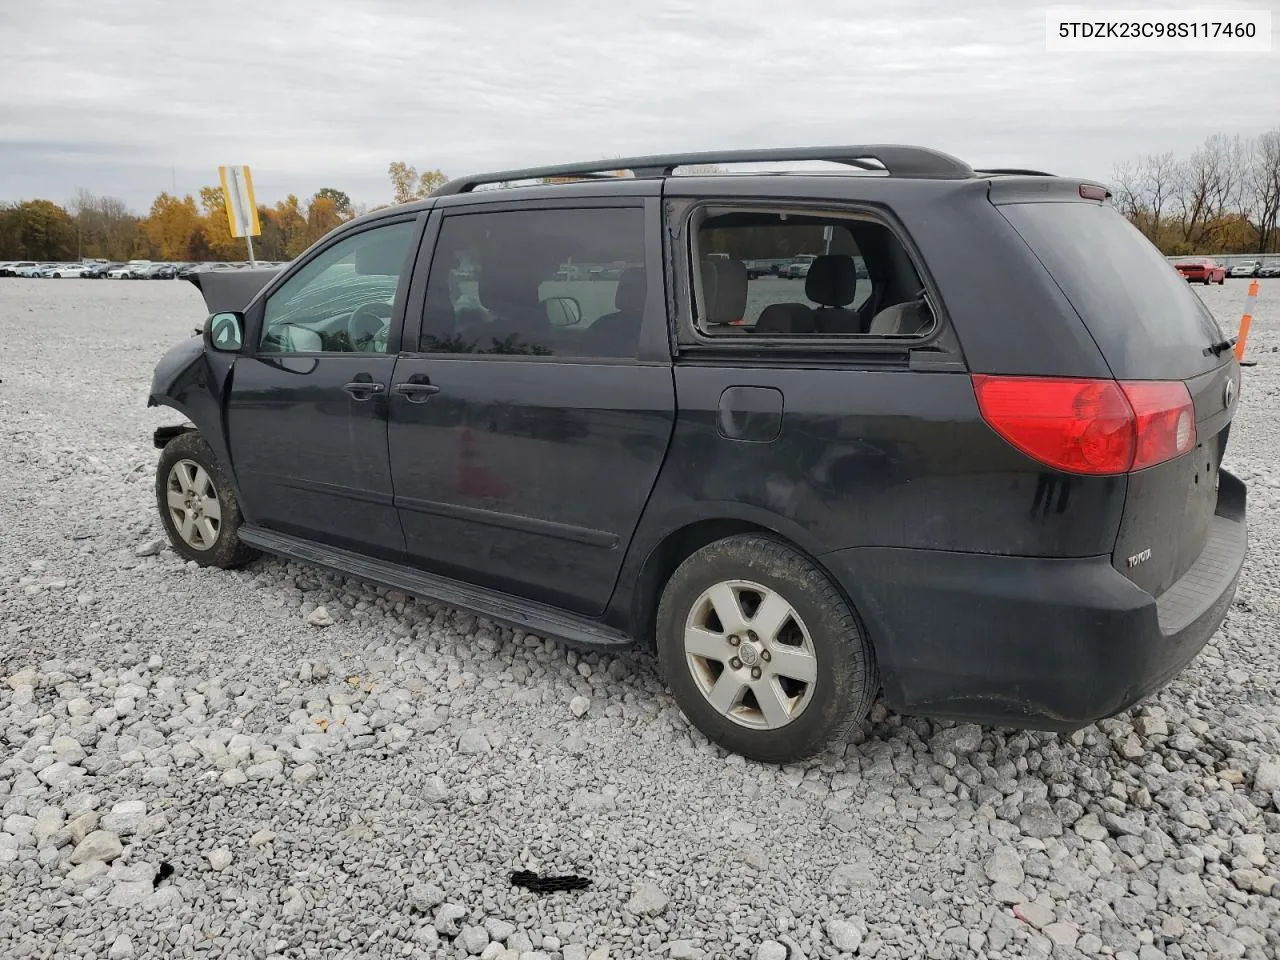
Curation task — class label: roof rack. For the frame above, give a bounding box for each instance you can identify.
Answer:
[431,145,975,196]
[974,168,1056,177]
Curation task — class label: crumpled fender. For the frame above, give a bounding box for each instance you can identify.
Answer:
[147,333,247,517]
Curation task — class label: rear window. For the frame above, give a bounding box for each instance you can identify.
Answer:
[1000,202,1224,380]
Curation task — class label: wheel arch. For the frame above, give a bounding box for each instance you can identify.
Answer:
[622,513,873,655]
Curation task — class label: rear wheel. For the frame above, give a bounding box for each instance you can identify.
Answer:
[155,432,258,568]
[656,535,878,763]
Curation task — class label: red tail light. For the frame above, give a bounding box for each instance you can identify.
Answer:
[972,376,1196,475]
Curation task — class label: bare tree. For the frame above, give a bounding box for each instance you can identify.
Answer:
[1175,136,1242,248]
[1244,131,1280,254]
[1111,160,1143,222]
[1141,152,1179,243]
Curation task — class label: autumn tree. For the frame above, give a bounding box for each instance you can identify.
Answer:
[141,193,200,260]
[68,189,139,260]
[304,194,343,247]
[0,200,76,259]
[315,187,352,217]
[388,161,447,203]
[0,200,75,259]
[273,195,310,259]
[194,186,243,261]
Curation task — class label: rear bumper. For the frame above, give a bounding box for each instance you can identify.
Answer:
[823,470,1247,729]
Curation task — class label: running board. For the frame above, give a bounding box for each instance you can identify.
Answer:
[237,525,634,648]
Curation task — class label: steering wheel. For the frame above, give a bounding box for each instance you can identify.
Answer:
[348,301,393,352]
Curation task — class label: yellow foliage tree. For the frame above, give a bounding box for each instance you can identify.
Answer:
[195,186,244,261]
[388,161,448,203]
[305,195,343,247]
[275,195,309,259]
[141,193,200,260]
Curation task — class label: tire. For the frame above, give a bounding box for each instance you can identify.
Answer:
[155,432,258,568]
[655,535,878,763]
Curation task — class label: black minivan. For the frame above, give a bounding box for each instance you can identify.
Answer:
[149,146,1246,763]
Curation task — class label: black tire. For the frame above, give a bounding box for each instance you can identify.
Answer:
[155,431,258,568]
[655,535,878,763]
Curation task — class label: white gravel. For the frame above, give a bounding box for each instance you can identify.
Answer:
[1,277,1279,960]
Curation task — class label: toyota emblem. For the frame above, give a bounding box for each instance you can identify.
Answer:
[1224,377,1236,409]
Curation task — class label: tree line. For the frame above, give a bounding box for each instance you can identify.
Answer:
[3,140,1278,263]
[1112,128,1280,255]
[0,185,356,263]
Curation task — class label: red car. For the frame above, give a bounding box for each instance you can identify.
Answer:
[1174,257,1226,285]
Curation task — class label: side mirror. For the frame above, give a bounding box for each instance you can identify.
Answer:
[544,296,583,327]
[206,312,244,352]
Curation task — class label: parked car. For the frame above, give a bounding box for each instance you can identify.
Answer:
[143,263,178,279]
[1173,257,1226,285]
[1258,260,1280,278]
[81,262,118,278]
[1229,260,1260,278]
[48,263,95,278]
[745,258,792,279]
[107,261,152,279]
[148,144,1246,763]
[18,263,56,277]
[785,253,818,278]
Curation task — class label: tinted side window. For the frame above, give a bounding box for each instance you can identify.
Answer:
[692,210,933,338]
[261,221,415,354]
[420,207,647,358]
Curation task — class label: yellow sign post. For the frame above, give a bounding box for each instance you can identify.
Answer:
[218,165,262,264]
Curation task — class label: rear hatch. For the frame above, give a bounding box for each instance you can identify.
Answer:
[997,198,1239,596]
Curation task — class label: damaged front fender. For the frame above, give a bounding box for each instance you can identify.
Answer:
[148,326,246,517]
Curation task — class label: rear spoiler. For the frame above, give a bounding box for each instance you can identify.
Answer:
[184,268,282,314]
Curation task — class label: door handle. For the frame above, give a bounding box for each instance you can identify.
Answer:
[394,381,441,403]
[343,380,386,400]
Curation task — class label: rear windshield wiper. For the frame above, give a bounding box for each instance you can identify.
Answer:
[1205,337,1237,357]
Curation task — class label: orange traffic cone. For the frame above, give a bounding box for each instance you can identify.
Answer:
[1236,279,1259,367]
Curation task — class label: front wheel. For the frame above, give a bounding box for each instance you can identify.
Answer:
[655,535,878,763]
[155,432,258,568]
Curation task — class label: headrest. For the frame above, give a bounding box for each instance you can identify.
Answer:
[754,302,815,335]
[805,255,858,307]
[703,257,747,325]
[614,267,647,314]
[868,299,933,336]
[477,249,548,314]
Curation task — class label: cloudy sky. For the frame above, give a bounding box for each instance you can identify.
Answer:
[2,0,1276,212]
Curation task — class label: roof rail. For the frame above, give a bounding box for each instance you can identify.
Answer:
[974,168,1056,177]
[431,144,975,196]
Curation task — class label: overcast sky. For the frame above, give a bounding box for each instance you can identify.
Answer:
[2,0,1276,212]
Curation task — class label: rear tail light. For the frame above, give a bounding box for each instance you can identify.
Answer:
[972,375,1196,475]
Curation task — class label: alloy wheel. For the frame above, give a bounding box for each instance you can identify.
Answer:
[165,459,222,550]
[683,579,818,730]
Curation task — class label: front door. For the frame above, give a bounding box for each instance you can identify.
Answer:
[226,218,420,555]
[388,202,675,615]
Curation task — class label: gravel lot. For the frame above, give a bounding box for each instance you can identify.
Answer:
[1,278,1279,960]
